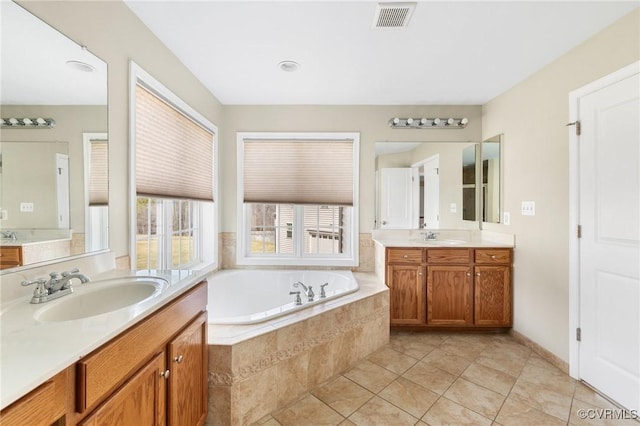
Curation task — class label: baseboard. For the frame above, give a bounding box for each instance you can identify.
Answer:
[509,329,569,374]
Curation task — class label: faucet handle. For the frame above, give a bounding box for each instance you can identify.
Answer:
[49,272,61,279]
[320,283,328,298]
[289,291,302,306]
[62,268,80,277]
[21,278,47,287]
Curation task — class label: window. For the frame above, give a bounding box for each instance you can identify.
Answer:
[130,62,217,271]
[237,132,359,266]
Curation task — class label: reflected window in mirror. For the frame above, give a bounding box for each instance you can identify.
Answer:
[0,2,108,272]
[482,135,502,224]
[462,145,478,222]
[84,133,109,252]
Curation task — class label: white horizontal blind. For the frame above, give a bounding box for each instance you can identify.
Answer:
[89,140,108,206]
[244,139,353,205]
[135,84,214,201]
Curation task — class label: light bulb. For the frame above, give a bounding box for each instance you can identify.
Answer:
[406,118,414,125]
[420,118,428,125]
[460,118,468,126]
[392,117,400,125]
[23,118,33,125]
[432,118,441,126]
[447,118,454,125]
[0,119,5,126]
[8,118,18,125]
[36,118,46,125]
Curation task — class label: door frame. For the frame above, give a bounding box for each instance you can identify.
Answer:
[568,60,640,379]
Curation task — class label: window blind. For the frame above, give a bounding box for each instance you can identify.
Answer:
[243,139,353,205]
[135,84,214,201]
[88,140,108,206]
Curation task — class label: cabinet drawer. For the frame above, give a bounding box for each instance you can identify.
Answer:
[387,248,423,264]
[475,249,512,264]
[427,249,471,264]
[0,247,22,269]
[76,281,207,413]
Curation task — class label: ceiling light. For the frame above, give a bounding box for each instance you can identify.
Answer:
[66,60,96,73]
[278,60,301,73]
[2,117,56,128]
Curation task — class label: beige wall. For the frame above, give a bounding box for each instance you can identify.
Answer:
[482,8,640,362]
[1,105,106,232]
[18,1,224,259]
[222,105,482,233]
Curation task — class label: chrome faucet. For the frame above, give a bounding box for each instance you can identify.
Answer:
[293,281,314,302]
[320,283,329,299]
[1,230,17,240]
[289,291,302,306]
[21,268,90,304]
[423,231,439,241]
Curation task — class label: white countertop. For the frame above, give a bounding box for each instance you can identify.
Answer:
[1,236,72,247]
[0,267,211,410]
[371,229,515,249]
[373,238,514,248]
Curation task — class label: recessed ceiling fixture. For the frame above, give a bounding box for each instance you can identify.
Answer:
[373,2,416,29]
[278,60,301,73]
[66,60,96,73]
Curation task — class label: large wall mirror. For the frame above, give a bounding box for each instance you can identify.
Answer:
[0,1,108,272]
[375,142,480,230]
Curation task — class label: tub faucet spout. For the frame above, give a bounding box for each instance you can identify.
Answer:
[294,281,314,302]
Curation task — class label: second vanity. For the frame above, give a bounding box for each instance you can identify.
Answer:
[373,229,514,330]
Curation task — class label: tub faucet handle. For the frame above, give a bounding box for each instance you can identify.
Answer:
[289,291,302,306]
[306,286,314,302]
[320,283,329,298]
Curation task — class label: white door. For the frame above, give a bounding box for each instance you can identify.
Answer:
[56,153,70,229]
[577,67,639,411]
[380,168,414,229]
[423,156,440,229]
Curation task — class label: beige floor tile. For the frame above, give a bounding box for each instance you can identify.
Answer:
[411,332,449,346]
[510,379,573,422]
[257,419,282,426]
[475,350,528,378]
[439,337,487,360]
[312,375,374,417]
[485,340,532,361]
[444,378,505,419]
[422,397,493,426]
[348,396,418,426]
[389,334,437,359]
[461,362,516,396]
[569,397,638,426]
[339,420,357,426]
[271,394,344,426]
[421,348,472,376]
[573,382,625,411]
[518,360,576,397]
[343,360,398,393]
[378,377,439,418]
[402,361,457,395]
[367,346,419,374]
[495,397,566,426]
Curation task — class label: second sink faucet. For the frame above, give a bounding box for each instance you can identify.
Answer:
[293,281,314,302]
[423,231,439,241]
[22,268,90,304]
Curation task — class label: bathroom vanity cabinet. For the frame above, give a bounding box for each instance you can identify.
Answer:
[0,280,208,426]
[0,246,22,270]
[386,247,512,329]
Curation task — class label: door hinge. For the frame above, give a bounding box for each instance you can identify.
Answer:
[576,327,581,342]
[566,120,581,136]
[577,225,582,238]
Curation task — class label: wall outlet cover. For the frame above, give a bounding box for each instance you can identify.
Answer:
[503,211,510,225]
[0,209,7,220]
[449,203,457,213]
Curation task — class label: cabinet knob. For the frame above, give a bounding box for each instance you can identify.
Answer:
[160,369,170,379]
[418,272,423,276]
[403,255,408,259]
[491,255,497,260]
[174,355,184,364]
[466,272,471,277]
[476,272,481,276]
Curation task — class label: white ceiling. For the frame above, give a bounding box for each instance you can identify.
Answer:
[1,1,108,105]
[124,0,638,105]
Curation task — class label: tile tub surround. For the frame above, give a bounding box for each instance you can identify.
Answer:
[207,273,389,425]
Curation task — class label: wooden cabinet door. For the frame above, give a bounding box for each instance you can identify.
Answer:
[474,266,511,326]
[167,312,208,426]
[427,266,472,325]
[80,352,166,426]
[388,264,425,325]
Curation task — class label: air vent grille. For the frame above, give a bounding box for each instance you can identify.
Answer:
[373,2,416,29]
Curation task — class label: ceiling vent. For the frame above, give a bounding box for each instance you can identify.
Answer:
[373,2,416,29]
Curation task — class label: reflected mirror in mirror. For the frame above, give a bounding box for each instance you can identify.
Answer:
[482,134,502,224]
[1,2,108,272]
[462,145,477,222]
[375,142,480,230]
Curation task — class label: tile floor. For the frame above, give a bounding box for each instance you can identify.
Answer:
[256,331,637,426]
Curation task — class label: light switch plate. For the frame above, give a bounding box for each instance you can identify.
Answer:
[503,211,510,225]
[521,201,535,216]
[450,203,457,213]
[20,202,34,212]
[0,209,7,220]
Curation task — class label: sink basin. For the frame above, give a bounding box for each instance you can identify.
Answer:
[35,277,167,322]
[410,239,467,246]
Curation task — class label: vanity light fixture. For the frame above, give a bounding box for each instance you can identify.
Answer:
[1,117,56,129]
[388,117,469,129]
